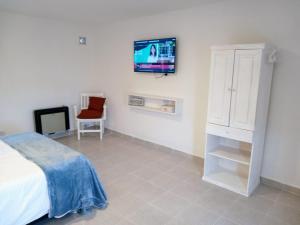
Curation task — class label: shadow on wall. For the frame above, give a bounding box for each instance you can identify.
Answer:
[192,51,210,158]
[262,48,300,185]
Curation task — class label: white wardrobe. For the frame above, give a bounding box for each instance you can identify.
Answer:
[202,43,276,196]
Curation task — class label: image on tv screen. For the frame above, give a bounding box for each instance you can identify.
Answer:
[134,38,176,73]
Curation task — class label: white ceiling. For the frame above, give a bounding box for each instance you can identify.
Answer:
[0,0,224,24]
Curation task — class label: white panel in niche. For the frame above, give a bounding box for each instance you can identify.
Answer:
[41,112,66,135]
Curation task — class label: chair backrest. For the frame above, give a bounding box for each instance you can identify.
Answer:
[80,93,105,109]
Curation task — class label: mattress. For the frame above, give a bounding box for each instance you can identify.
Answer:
[0,140,50,225]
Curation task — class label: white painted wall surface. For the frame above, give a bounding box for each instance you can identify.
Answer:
[0,0,299,188]
[0,12,98,133]
[94,0,300,188]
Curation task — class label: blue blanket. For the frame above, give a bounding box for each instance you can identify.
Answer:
[2,132,107,218]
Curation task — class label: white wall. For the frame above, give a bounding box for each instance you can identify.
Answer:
[0,0,299,188]
[0,12,98,133]
[94,0,300,188]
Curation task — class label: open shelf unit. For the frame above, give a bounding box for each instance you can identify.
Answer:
[208,146,251,165]
[128,93,183,115]
[203,168,249,196]
[203,134,252,196]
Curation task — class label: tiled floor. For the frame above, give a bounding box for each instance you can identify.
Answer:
[32,131,300,225]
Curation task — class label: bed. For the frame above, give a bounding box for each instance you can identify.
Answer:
[0,132,107,225]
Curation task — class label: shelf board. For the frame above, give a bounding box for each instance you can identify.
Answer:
[208,146,251,165]
[129,105,176,115]
[128,92,182,115]
[203,169,248,196]
[129,93,182,102]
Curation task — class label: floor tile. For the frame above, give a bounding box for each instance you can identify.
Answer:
[236,194,275,213]
[30,134,300,225]
[109,193,146,217]
[116,219,136,225]
[170,181,209,203]
[127,204,171,225]
[197,188,239,215]
[150,192,190,216]
[260,215,289,225]
[165,165,197,180]
[267,202,300,225]
[178,157,203,174]
[252,184,281,201]
[223,202,266,225]
[214,217,239,225]
[132,181,166,202]
[131,165,162,180]
[174,203,219,225]
[149,173,182,191]
[276,191,300,209]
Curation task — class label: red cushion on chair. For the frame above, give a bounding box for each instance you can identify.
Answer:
[88,96,106,111]
[77,109,103,119]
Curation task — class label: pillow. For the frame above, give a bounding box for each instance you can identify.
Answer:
[88,96,106,111]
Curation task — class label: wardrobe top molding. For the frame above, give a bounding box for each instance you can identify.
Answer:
[211,43,273,50]
[211,43,277,63]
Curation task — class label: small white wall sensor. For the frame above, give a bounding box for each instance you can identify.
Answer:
[79,36,86,45]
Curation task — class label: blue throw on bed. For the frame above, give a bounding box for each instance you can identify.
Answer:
[2,132,107,218]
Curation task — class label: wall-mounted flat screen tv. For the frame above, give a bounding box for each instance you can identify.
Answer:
[134,37,176,74]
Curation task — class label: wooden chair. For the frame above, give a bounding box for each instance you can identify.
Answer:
[73,93,107,140]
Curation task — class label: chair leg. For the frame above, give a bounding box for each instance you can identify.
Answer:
[77,120,80,140]
[100,120,104,140]
[102,120,105,136]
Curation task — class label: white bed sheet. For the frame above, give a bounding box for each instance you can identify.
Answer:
[0,140,50,225]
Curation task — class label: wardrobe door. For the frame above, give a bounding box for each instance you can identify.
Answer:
[230,50,262,131]
[207,50,234,126]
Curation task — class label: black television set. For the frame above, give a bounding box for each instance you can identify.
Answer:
[134,37,176,74]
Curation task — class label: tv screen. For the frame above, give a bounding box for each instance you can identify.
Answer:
[134,38,176,73]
